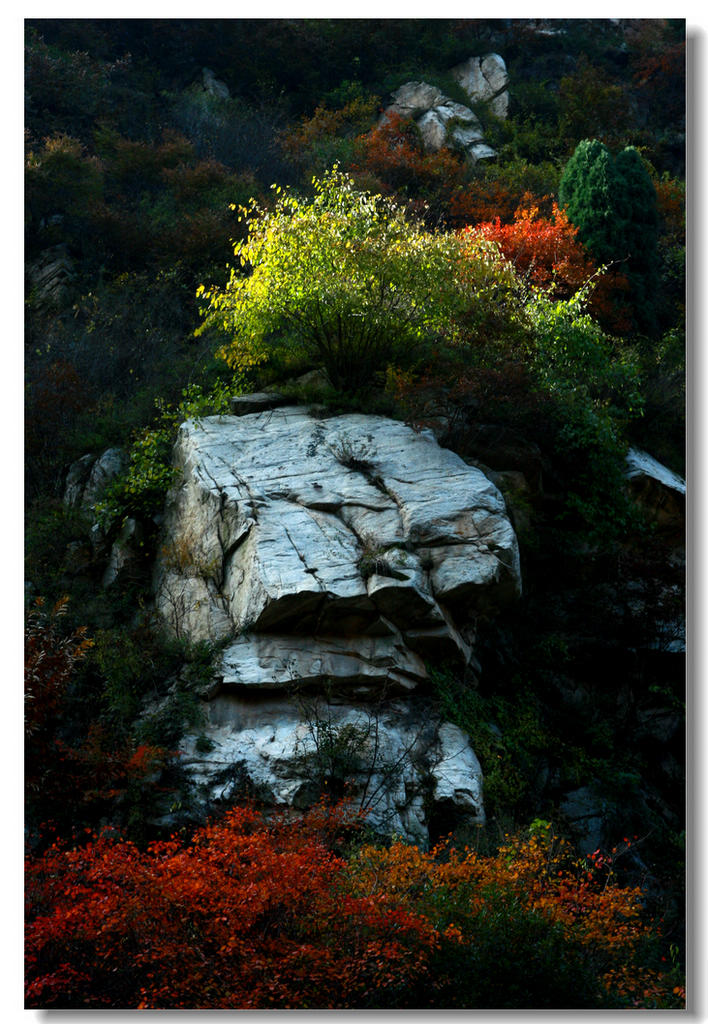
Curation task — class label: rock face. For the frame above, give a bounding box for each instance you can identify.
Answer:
[381,53,509,163]
[451,54,510,119]
[27,244,75,311]
[626,447,686,533]
[154,406,522,843]
[64,447,128,511]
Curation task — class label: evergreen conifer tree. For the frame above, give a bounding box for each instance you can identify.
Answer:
[559,139,660,332]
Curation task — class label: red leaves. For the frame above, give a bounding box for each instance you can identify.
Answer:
[25,802,435,1009]
[470,202,595,297]
[351,112,468,216]
[466,203,634,334]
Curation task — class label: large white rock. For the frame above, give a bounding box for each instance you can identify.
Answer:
[155,407,520,648]
[154,406,521,843]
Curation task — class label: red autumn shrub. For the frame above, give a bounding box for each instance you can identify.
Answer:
[351,112,468,218]
[653,173,685,247]
[472,202,594,295]
[25,802,436,1009]
[449,183,546,227]
[468,203,633,334]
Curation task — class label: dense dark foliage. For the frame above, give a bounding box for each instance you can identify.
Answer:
[24,18,685,1009]
[558,139,661,332]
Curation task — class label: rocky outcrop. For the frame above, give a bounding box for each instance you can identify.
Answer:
[626,447,686,534]
[27,244,75,311]
[63,447,149,589]
[451,54,510,118]
[202,66,230,99]
[381,53,509,163]
[154,406,522,843]
[64,447,127,511]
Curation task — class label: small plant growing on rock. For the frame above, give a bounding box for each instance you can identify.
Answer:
[357,539,407,581]
[328,436,374,473]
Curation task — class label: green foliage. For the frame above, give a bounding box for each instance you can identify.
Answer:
[629,327,685,472]
[558,139,661,331]
[557,58,632,147]
[93,375,240,533]
[522,286,643,537]
[558,140,621,264]
[25,28,114,139]
[25,134,104,256]
[168,85,292,185]
[426,886,606,1009]
[430,668,550,819]
[25,502,90,599]
[282,95,380,183]
[197,168,517,391]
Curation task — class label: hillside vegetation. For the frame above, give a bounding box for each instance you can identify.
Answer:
[25,19,686,1009]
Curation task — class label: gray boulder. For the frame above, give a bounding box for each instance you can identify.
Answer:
[64,447,127,511]
[452,53,510,118]
[154,406,521,843]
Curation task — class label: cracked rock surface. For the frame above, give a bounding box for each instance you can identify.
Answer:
[154,406,521,842]
[381,53,509,163]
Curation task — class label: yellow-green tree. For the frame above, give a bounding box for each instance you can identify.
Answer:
[196,167,517,392]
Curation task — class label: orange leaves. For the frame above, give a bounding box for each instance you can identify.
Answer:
[464,203,634,334]
[470,202,595,297]
[351,112,467,214]
[346,825,682,1008]
[25,803,684,1009]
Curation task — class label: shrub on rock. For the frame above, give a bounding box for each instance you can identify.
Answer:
[196,167,517,392]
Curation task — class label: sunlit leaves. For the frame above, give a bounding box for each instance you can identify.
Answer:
[196,167,516,391]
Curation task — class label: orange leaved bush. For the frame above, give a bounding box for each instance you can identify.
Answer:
[468,203,633,334]
[25,804,683,1009]
[350,112,468,219]
[347,824,684,1009]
